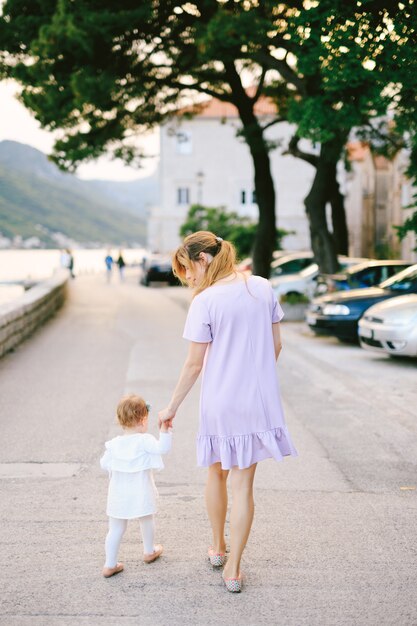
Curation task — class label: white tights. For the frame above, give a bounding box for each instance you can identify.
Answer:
[104,515,155,568]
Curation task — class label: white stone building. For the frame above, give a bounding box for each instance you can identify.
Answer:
[148,97,315,254]
[148,98,417,262]
[344,143,417,261]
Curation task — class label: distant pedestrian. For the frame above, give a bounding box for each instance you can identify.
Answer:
[67,249,75,279]
[116,250,126,282]
[104,251,113,283]
[158,231,298,593]
[60,249,70,270]
[60,248,75,278]
[100,395,172,578]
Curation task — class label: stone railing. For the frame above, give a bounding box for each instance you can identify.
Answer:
[0,270,69,358]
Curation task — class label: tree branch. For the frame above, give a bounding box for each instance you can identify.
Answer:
[255,51,306,96]
[251,65,268,103]
[261,116,286,131]
[174,80,232,102]
[284,134,318,167]
[365,122,405,151]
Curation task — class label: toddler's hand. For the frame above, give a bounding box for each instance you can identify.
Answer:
[158,407,176,428]
[160,420,172,433]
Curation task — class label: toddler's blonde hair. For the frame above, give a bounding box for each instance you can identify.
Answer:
[117,395,149,428]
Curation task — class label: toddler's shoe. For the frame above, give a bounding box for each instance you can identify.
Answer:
[143,544,163,563]
[102,562,124,578]
[208,546,226,567]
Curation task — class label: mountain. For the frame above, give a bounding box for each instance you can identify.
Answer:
[89,175,159,220]
[0,141,159,246]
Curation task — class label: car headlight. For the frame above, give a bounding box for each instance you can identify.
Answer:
[322,304,350,316]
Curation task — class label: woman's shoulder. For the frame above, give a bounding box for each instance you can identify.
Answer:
[247,274,273,294]
[249,274,269,286]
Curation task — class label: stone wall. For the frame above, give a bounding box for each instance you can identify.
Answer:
[0,270,69,358]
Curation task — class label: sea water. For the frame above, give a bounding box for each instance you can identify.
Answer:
[0,248,147,303]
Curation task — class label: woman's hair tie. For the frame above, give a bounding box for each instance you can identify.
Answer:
[216,236,223,243]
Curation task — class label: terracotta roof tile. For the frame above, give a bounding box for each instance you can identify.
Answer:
[347,141,370,162]
[178,92,277,119]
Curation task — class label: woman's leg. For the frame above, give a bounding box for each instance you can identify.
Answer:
[223,463,257,579]
[104,517,127,568]
[205,462,229,553]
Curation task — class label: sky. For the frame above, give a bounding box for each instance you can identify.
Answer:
[0,80,160,181]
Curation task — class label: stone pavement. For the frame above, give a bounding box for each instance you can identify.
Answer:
[0,272,416,626]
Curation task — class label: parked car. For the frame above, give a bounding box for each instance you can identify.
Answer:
[139,255,180,286]
[270,256,368,300]
[270,252,315,278]
[358,294,417,358]
[315,260,410,295]
[237,250,313,274]
[306,264,417,342]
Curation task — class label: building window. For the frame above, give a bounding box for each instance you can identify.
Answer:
[252,190,257,204]
[177,187,190,205]
[176,131,192,155]
[241,190,246,205]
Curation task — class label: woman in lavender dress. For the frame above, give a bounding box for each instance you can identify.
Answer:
[158,231,298,592]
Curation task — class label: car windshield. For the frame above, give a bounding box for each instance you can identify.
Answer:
[379,265,417,291]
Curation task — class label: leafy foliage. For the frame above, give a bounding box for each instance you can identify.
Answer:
[1,1,416,266]
[180,204,290,259]
[396,212,417,250]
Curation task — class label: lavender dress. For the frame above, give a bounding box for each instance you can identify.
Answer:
[183,275,298,470]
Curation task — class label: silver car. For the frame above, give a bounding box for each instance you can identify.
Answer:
[358,294,417,358]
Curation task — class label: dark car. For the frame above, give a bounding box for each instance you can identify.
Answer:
[315,260,411,295]
[306,264,417,342]
[139,255,180,286]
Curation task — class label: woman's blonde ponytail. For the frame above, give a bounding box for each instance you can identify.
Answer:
[172,231,239,295]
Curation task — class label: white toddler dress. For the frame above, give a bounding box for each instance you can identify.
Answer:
[100,432,172,519]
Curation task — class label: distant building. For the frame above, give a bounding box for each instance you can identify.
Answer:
[148,98,417,262]
[344,143,416,261]
[148,96,315,253]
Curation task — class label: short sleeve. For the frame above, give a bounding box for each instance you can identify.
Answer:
[271,286,284,323]
[183,296,213,343]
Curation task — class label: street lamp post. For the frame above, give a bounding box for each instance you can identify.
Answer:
[196,171,205,205]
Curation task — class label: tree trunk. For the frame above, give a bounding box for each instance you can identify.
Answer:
[305,171,339,274]
[305,136,348,272]
[225,64,276,278]
[329,171,349,255]
[246,126,276,278]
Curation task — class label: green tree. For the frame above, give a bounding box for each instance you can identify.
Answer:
[180,204,290,259]
[1,1,415,274]
[387,7,417,249]
[0,0,285,276]
[262,1,416,270]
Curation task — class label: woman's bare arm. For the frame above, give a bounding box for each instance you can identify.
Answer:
[158,341,208,423]
[272,323,282,361]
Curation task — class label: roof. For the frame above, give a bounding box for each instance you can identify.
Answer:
[346,142,370,162]
[178,89,277,119]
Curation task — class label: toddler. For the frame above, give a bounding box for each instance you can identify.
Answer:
[100,394,172,578]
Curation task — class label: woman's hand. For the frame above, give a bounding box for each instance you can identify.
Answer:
[158,407,176,429]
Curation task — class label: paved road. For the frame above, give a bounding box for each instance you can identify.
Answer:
[0,273,416,625]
